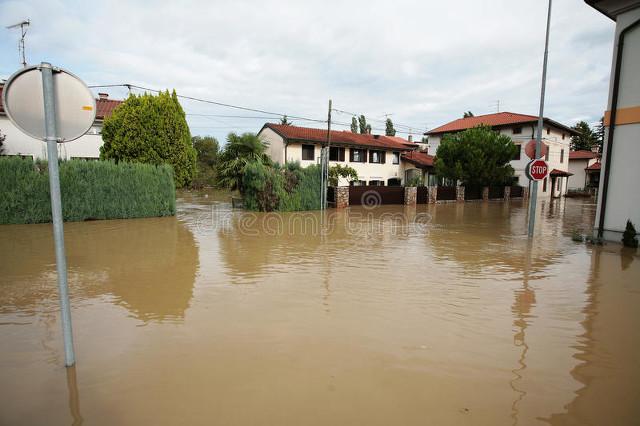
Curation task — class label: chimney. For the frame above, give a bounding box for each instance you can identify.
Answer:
[408,135,413,143]
[373,134,380,139]
[98,93,109,100]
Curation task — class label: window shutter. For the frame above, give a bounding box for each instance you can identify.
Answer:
[368,150,373,163]
[349,148,354,162]
[340,148,345,162]
[381,151,386,164]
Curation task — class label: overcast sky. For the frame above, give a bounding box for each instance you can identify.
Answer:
[1,0,614,142]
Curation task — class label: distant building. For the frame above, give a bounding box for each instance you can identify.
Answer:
[425,112,578,198]
[586,0,640,241]
[257,123,433,186]
[568,150,601,190]
[0,87,122,160]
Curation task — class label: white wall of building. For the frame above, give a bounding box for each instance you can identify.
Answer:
[568,158,598,190]
[257,129,406,185]
[1,115,104,160]
[595,7,640,240]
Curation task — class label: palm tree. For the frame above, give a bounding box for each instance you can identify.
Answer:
[217,132,271,193]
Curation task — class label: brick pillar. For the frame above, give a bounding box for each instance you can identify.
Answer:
[504,186,511,201]
[522,186,529,200]
[482,187,489,201]
[428,186,437,204]
[335,186,349,208]
[404,186,417,206]
[456,186,465,202]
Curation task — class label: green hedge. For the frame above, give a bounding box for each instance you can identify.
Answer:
[0,157,176,224]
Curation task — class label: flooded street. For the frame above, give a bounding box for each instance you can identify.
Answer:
[1,193,638,425]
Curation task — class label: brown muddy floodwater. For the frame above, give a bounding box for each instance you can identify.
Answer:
[1,192,639,425]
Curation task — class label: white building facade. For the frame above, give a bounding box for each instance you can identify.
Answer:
[258,123,418,186]
[587,0,640,241]
[425,112,577,198]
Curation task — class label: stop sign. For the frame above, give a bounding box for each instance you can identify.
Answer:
[526,159,549,181]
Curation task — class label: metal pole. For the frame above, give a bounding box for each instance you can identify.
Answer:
[41,62,76,367]
[527,0,552,238]
[325,99,332,210]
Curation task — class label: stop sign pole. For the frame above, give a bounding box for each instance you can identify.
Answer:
[527,0,553,238]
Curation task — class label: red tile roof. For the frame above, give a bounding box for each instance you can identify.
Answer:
[586,162,601,171]
[401,151,434,168]
[95,98,123,120]
[262,123,413,151]
[550,168,573,177]
[569,150,599,160]
[426,112,578,136]
[1,83,122,120]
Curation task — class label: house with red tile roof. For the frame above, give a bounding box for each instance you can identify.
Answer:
[258,123,429,186]
[0,85,123,160]
[568,150,601,190]
[425,112,579,198]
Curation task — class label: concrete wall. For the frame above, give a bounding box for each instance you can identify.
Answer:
[595,7,640,240]
[1,115,104,160]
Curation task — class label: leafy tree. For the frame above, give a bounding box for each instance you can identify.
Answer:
[351,117,358,133]
[365,124,372,134]
[0,128,5,154]
[385,118,396,136]
[217,132,271,194]
[570,120,598,151]
[280,115,292,125]
[191,135,219,188]
[594,116,605,153]
[463,111,474,118]
[328,164,358,186]
[100,90,197,187]
[435,125,517,187]
[358,115,368,134]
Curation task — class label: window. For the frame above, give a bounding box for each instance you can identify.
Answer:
[350,148,366,163]
[302,144,315,161]
[542,177,547,192]
[545,149,549,161]
[513,145,521,160]
[368,180,385,186]
[369,150,385,164]
[350,180,366,186]
[546,127,550,135]
[560,149,564,163]
[562,133,565,140]
[329,147,345,162]
[513,127,522,135]
[392,151,400,165]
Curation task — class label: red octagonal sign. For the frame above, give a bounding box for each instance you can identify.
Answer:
[525,159,549,181]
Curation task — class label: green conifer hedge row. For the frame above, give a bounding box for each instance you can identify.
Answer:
[0,157,175,224]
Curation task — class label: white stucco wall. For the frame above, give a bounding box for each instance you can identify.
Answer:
[567,158,598,190]
[595,7,640,240]
[257,128,406,185]
[1,115,104,160]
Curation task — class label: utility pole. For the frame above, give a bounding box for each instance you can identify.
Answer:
[6,20,30,67]
[322,99,332,210]
[527,0,552,238]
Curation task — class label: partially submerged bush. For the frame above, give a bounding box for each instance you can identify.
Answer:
[0,157,175,224]
[622,220,638,248]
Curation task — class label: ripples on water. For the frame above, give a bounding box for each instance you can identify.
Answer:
[0,192,638,425]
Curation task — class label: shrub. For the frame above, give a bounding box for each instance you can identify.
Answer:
[242,161,321,212]
[0,157,175,224]
[622,220,638,248]
[100,90,196,188]
[328,164,358,186]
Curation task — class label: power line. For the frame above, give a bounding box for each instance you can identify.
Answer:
[88,83,327,124]
[331,107,425,132]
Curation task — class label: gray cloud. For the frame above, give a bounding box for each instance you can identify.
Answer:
[1,0,615,141]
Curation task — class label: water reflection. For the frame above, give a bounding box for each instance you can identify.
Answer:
[66,366,83,426]
[0,217,198,322]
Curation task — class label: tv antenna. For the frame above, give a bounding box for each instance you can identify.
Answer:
[6,20,30,67]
